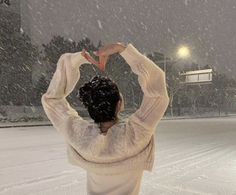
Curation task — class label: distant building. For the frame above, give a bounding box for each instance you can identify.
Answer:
[180,69,213,85]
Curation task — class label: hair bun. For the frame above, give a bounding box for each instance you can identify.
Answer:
[79,76,104,107]
[78,75,121,123]
[78,83,93,107]
[92,101,111,113]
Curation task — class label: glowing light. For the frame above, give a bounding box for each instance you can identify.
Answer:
[177,46,190,59]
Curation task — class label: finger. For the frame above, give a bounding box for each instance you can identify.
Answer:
[81,49,99,66]
[81,49,88,59]
[99,55,105,69]
[98,44,117,56]
[103,55,109,67]
[99,55,109,71]
[86,53,99,66]
[94,45,110,56]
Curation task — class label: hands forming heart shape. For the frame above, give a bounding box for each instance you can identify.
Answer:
[81,43,126,71]
[81,49,108,71]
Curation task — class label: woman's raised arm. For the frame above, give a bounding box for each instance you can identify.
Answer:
[120,44,169,142]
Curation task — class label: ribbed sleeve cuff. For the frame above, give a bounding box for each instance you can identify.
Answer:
[119,43,144,68]
[70,52,91,68]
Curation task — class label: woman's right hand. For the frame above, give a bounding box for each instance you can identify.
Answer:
[94,42,126,56]
[94,42,126,70]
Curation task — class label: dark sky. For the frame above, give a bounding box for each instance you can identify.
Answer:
[21,0,236,78]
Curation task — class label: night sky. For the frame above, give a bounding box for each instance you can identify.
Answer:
[21,0,236,77]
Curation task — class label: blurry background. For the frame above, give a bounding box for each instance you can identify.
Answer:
[0,0,236,122]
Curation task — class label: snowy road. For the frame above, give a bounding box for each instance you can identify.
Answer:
[0,117,236,195]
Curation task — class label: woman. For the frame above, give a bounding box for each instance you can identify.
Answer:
[41,42,169,195]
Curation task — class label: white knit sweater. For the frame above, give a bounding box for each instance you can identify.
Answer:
[41,43,169,176]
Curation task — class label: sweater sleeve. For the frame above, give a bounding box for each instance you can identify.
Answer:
[120,44,169,139]
[41,52,91,141]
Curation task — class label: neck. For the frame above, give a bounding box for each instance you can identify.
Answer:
[99,118,119,133]
[99,119,117,127]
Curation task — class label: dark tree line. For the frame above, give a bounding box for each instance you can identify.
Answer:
[0,15,38,105]
[147,52,236,116]
[38,36,140,109]
[1,29,236,117]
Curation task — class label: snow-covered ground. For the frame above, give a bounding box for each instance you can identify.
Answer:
[0,117,236,195]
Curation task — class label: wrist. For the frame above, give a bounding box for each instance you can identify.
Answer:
[116,42,126,53]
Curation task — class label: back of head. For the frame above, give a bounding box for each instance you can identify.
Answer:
[78,76,121,123]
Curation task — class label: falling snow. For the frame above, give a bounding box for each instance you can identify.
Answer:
[0,0,236,194]
[20,27,24,34]
[97,20,103,29]
[68,38,74,42]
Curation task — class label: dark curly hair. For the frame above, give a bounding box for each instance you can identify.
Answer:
[78,76,121,123]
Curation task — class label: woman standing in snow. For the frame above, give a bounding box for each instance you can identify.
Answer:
[41,42,169,195]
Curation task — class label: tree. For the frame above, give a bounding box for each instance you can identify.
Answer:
[0,17,39,105]
[104,53,141,109]
[212,72,230,116]
[147,52,165,70]
[147,52,182,117]
[42,35,78,74]
[226,78,236,113]
[184,84,211,115]
[33,74,49,105]
[42,36,102,106]
[43,36,98,67]
[166,63,183,117]
[42,37,143,110]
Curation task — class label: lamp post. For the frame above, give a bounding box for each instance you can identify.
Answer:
[161,46,190,117]
[161,45,190,73]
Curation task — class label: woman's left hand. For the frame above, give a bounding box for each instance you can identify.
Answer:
[81,49,100,67]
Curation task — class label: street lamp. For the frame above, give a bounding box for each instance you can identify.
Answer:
[177,46,190,59]
[163,45,190,73]
[154,46,190,118]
